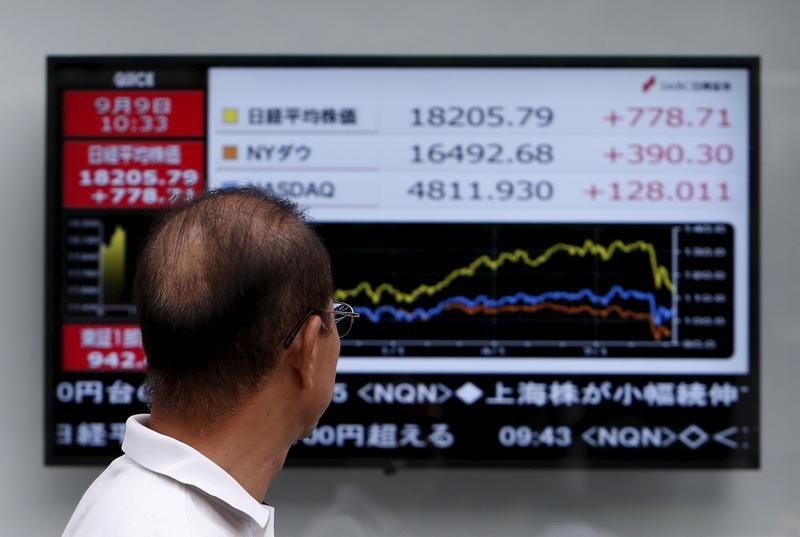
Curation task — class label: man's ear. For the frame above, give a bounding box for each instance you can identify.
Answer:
[287,314,323,391]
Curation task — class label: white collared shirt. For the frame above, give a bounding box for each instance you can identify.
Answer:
[62,414,275,537]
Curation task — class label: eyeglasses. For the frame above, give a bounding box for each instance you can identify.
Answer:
[283,301,360,348]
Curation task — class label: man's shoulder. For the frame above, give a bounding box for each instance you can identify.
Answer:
[62,455,191,537]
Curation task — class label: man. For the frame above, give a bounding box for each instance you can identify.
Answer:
[62,188,358,537]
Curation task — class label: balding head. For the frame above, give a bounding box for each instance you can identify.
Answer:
[133,188,333,419]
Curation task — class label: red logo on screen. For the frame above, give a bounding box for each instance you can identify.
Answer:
[642,76,657,93]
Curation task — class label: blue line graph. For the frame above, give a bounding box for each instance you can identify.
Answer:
[355,285,673,326]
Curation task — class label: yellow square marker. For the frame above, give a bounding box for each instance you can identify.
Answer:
[222,108,239,124]
[222,145,238,160]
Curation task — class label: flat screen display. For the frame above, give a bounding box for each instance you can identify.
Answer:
[46,57,759,467]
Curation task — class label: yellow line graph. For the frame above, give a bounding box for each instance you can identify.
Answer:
[334,239,674,305]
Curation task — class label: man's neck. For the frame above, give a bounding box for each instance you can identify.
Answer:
[147,389,298,502]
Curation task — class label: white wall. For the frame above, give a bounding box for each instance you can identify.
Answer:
[1,1,799,535]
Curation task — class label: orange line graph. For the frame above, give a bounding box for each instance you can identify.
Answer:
[443,301,672,341]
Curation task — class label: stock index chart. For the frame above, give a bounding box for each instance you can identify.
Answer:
[325,222,732,359]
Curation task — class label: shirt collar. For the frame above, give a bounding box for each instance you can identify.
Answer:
[121,414,273,529]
